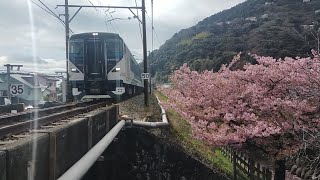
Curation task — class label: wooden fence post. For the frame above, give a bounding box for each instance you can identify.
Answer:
[248,159,254,180]
[274,159,285,180]
[257,162,261,180]
[233,150,237,180]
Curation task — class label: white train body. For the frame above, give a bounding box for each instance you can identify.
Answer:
[68,32,143,99]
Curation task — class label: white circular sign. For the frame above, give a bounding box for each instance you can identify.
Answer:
[10,84,24,96]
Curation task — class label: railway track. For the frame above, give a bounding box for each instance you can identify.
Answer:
[0,100,109,139]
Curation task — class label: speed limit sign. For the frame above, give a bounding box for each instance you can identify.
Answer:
[141,73,150,80]
[10,84,24,96]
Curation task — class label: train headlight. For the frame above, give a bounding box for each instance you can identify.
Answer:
[92,33,98,36]
[115,67,121,72]
[71,68,79,73]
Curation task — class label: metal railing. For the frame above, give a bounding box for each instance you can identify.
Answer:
[58,120,126,180]
[125,96,169,128]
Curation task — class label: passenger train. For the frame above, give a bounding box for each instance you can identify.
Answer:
[68,32,144,100]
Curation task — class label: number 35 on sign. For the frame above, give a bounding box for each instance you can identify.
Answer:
[10,84,24,96]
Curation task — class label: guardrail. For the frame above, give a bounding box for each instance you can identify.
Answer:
[125,96,169,128]
[58,120,126,180]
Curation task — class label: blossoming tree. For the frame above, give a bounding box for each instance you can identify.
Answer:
[160,51,320,179]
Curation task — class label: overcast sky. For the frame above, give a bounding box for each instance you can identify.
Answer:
[0,0,245,74]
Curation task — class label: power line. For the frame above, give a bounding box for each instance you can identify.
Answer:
[87,0,99,12]
[37,0,68,26]
[86,0,121,35]
[82,0,108,31]
[104,9,119,34]
[107,9,123,35]
[95,0,103,6]
[145,10,162,46]
[39,0,55,9]
[30,0,56,17]
[135,0,143,43]
[30,0,74,34]
[93,1,128,37]
[102,9,118,34]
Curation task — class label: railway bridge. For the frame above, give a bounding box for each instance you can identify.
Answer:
[0,97,169,180]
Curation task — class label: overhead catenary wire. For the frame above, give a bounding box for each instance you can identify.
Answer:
[135,0,143,44]
[38,0,55,9]
[85,0,121,35]
[37,0,65,23]
[90,0,113,32]
[103,9,119,34]
[38,0,68,25]
[146,10,162,46]
[87,0,99,12]
[87,0,110,32]
[31,0,56,18]
[30,0,74,34]
[89,0,121,35]
[107,9,123,35]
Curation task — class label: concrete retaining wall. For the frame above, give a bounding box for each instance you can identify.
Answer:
[108,105,119,128]
[0,103,24,113]
[86,110,107,150]
[86,106,118,149]
[0,133,49,180]
[41,117,89,180]
[0,105,119,180]
[0,151,6,180]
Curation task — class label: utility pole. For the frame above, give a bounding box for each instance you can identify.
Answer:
[5,65,11,103]
[65,0,72,102]
[55,71,67,103]
[142,0,149,106]
[148,51,151,94]
[150,0,154,95]
[4,64,23,104]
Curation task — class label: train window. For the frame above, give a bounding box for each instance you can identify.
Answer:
[69,40,84,71]
[130,57,141,80]
[123,44,127,54]
[105,38,123,60]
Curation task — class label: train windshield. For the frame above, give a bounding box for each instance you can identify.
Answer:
[69,40,84,72]
[105,38,123,60]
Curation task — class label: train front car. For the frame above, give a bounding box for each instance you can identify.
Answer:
[68,32,143,100]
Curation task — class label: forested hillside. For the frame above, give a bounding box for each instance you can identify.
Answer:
[150,0,320,81]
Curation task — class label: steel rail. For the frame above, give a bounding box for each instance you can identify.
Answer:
[0,104,75,125]
[0,102,107,138]
[0,100,104,126]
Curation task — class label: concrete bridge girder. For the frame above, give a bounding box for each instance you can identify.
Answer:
[0,105,119,180]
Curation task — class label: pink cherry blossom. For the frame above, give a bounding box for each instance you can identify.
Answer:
[160,52,320,147]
